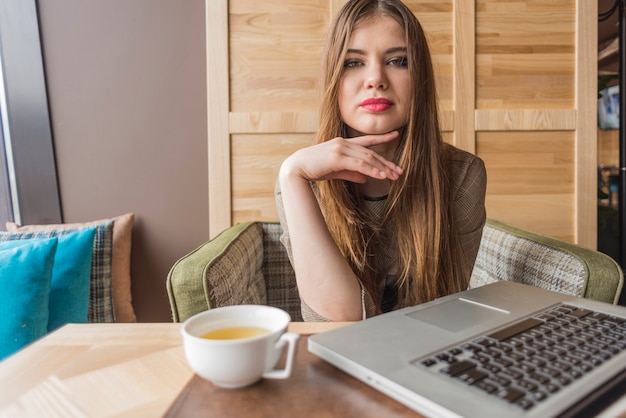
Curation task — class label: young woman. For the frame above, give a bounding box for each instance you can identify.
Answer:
[276,0,487,321]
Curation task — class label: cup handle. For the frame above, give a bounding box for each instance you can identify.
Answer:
[263,332,300,380]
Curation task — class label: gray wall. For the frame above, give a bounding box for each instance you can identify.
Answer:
[38,0,208,321]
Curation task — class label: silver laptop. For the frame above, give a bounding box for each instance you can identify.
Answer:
[308,281,626,418]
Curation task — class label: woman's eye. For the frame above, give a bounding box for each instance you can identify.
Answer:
[344,59,362,68]
[388,57,408,67]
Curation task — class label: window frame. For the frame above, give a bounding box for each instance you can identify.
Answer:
[0,0,61,228]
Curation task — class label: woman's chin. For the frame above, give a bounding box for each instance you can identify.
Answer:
[348,128,397,137]
[344,122,406,137]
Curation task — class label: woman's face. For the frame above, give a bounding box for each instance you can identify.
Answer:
[338,15,410,138]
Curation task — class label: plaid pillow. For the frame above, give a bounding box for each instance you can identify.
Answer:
[204,223,267,309]
[261,223,301,321]
[470,224,585,297]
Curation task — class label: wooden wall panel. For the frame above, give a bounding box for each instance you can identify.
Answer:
[473,0,596,246]
[486,194,574,241]
[228,0,329,225]
[207,0,598,249]
[232,133,313,223]
[575,0,599,247]
[476,0,575,109]
[229,0,327,112]
[207,0,231,236]
[477,131,575,241]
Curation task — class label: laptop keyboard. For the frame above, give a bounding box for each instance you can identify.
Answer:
[416,304,626,411]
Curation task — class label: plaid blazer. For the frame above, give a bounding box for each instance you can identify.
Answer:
[274,145,487,321]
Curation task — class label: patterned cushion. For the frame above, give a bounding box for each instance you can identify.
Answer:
[470,226,585,296]
[0,222,115,323]
[169,219,623,325]
[204,223,267,309]
[470,219,623,304]
[168,222,267,322]
[261,223,301,321]
[167,222,302,323]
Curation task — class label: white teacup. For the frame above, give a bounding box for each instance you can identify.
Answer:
[181,305,300,388]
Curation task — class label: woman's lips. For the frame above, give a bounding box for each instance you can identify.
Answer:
[360,97,394,112]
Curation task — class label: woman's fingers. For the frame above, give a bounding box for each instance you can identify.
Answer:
[339,133,403,179]
[287,131,403,182]
[339,148,399,180]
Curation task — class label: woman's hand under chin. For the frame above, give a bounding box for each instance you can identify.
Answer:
[280,131,403,184]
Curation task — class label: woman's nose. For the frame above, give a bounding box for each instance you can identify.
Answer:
[365,64,388,89]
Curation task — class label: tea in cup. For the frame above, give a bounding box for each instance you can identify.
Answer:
[181,305,300,388]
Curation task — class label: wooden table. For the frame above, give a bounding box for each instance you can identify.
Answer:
[0,322,402,417]
[3,323,626,418]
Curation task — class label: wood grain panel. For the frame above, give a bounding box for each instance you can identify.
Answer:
[477,131,575,241]
[478,131,575,193]
[453,0,475,152]
[207,0,231,238]
[575,0,598,247]
[476,0,576,109]
[229,0,328,112]
[230,111,318,134]
[231,133,313,223]
[330,0,348,20]
[475,109,576,131]
[486,194,574,242]
[439,110,454,132]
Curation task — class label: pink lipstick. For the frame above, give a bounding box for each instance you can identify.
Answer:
[360,97,394,112]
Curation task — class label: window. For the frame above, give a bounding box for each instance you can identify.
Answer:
[0,0,61,229]
[0,117,12,227]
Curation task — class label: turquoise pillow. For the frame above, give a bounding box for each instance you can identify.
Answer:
[0,237,58,360]
[48,228,96,330]
[0,228,97,331]
[0,222,114,323]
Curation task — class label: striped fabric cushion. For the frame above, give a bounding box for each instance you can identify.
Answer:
[470,224,585,297]
[204,223,267,310]
[261,223,302,321]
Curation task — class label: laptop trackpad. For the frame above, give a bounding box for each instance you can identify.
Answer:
[406,298,509,333]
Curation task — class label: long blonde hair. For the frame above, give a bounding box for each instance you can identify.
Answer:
[315,0,467,312]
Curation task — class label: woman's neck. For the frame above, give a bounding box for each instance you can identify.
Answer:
[345,128,401,199]
[361,137,398,199]
[358,177,391,199]
[368,140,397,162]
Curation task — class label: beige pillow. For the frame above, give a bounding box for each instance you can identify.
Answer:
[6,213,136,322]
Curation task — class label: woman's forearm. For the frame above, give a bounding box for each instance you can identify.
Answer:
[278,162,363,321]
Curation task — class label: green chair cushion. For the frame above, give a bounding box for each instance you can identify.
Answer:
[167,222,267,322]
